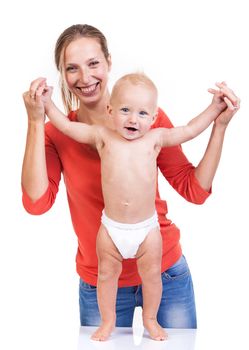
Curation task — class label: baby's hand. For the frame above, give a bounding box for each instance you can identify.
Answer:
[40,85,54,114]
[23,77,53,121]
[214,94,240,127]
[208,81,240,113]
[23,77,49,122]
[30,78,53,110]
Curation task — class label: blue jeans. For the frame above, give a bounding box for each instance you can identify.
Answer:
[79,255,197,328]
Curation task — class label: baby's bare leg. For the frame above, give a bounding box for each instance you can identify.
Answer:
[136,227,167,341]
[91,224,123,341]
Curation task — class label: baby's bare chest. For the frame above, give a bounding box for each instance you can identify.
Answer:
[100,139,159,182]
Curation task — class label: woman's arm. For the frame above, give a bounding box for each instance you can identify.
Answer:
[156,83,240,203]
[195,91,240,191]
[22,78,49,201]
[194,124,225,191]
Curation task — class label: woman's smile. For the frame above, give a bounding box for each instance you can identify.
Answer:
[76,82,100,97]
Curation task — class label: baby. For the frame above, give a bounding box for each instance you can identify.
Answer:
[41,73,235,341]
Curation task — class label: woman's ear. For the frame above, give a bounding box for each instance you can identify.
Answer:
[107,54,112,72]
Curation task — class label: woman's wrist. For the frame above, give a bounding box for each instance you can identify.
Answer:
[213,120,228,134]
[28,115,45,126]
[208,101,225,116]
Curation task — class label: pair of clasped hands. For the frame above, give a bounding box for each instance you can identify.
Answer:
[23,78,240,126]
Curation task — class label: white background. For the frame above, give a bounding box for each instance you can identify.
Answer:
[0,0,248,349]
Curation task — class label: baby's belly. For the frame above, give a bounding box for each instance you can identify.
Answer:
[103,186,156,223]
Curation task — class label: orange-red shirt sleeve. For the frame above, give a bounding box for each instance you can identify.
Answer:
[154,108,211,204]
[22,124,62,214]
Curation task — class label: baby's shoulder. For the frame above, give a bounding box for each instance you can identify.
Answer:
[148,128,162,139]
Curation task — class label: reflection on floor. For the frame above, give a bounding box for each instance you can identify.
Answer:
[77,326,197,350]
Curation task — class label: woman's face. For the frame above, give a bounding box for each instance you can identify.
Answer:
[64,37,111,106]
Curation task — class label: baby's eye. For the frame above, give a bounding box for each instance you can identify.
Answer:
[139,110,148,117]
[121,107,129,112]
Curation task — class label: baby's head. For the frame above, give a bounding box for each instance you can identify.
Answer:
[108,73,158,140]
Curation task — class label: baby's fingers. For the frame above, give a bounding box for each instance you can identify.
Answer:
[208,87,223,96]
[224,96,240,112]
[29,77,47,99]
[216,82,240,107]
[208,88,216,95]
[36,84,47,96]
[215,81,227,88]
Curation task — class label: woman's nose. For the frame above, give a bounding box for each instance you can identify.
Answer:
[78,67,91,84]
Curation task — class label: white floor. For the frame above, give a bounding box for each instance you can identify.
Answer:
[77,326,197,350]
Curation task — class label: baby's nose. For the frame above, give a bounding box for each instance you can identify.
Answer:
[128,113,137,123]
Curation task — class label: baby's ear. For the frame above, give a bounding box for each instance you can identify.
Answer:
[152,108,158,122]
[107,104,113,117]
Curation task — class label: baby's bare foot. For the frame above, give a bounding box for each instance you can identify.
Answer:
[143,318,167,341]
[91,321,115,341]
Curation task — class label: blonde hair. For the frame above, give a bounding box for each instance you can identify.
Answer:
[110,73,158,105]
[54,24,110,114]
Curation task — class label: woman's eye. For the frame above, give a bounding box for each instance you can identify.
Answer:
[89,61,99,67]
[66,66,76,72]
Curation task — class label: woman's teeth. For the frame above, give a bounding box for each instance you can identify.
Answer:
[77,83,98,94]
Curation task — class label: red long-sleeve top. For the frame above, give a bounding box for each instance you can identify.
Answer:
[22,108,211,287]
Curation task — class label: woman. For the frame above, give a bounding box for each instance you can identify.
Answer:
[22,24,240,328]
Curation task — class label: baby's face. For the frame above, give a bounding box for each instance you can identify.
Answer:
[109,83,157,141]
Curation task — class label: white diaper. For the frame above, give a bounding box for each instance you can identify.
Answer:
[101,211,159,259]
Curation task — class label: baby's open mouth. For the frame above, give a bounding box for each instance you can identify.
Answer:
[125,127,138,131]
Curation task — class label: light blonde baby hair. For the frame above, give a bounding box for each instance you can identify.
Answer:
[110,72,158,106]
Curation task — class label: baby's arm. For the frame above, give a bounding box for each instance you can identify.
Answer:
[159,85,238,148]
[158,109,216,147]
[44,87,97,145]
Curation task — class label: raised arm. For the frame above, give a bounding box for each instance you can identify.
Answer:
[44,87,97,145]
[194,82,240,190]
[158,104,218,148]
[159,82,239,148]
[156,82,240,202]
[22,78,50,201]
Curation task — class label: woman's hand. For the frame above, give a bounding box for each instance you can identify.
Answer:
[208,81,240,127]
[22,77,53,123]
